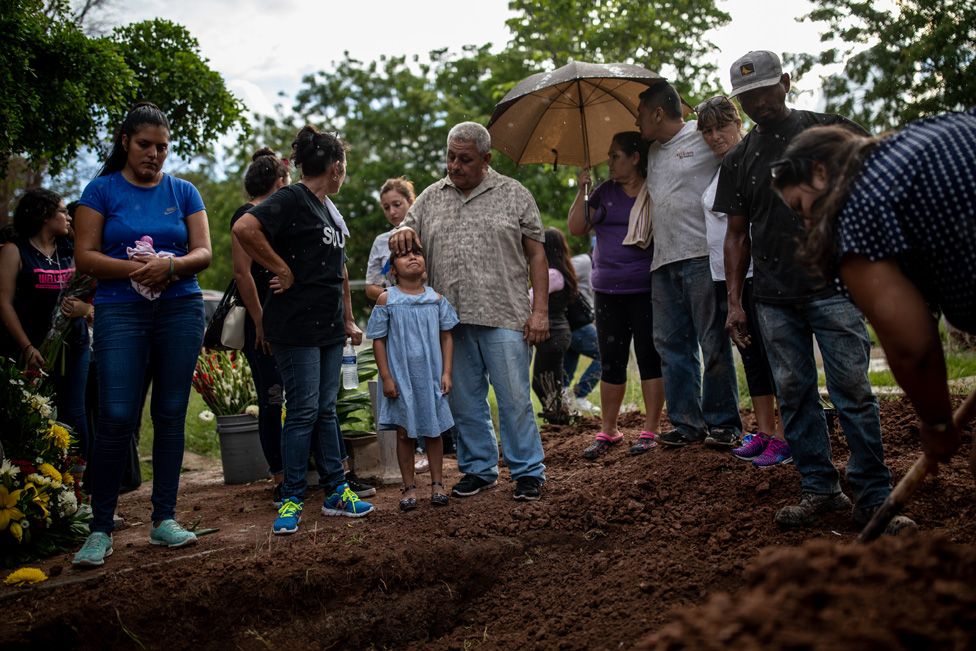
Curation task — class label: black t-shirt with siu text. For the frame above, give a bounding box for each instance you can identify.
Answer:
[247,183,346,346]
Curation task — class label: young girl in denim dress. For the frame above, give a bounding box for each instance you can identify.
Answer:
[366,246,458,510]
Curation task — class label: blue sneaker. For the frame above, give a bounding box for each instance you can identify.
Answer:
[322,482,374,518]
[72,532,113,567]
[273,497,303,534]
[149,519,198,548]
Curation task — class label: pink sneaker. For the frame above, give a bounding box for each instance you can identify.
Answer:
[752,438,793,467]
[732,432,770,460]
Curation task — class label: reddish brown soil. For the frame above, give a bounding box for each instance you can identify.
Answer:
[1,396,974,650]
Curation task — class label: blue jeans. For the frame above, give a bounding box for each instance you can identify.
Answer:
[562,323,601,397]
[449,325,545,482]
[243,318,283,475]
[756,294,891,508]
[53,324,90,456]
[651,257,741,437]
[273,342,345,498]
[89,295,204,533]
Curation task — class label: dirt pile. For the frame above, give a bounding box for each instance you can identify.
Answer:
[0,396,973,649]
[639,533,976,651]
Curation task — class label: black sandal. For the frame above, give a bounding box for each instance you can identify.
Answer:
[430,481,449,507]
[399,485,417,512]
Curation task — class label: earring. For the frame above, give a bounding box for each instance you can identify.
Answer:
[333,176,339,181]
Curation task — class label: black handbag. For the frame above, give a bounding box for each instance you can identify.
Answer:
[203,279,245,350]
[566,291,595,331]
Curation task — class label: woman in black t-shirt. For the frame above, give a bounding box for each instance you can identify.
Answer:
[233,126,374,534]
[229,148,289,503]
[0,188,92,446]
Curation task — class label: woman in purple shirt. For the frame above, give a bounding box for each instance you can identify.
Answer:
[568,131,664,459]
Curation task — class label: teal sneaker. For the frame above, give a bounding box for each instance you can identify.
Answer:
[322,482,374,518]
[273,497,303,534]
[72,532,113,567]
[149,519,198,548]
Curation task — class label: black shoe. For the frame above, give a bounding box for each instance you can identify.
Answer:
[345,472,376,498]
[430,481,450,507]
[451,474,497,497]
[513,476,543,501]
[658,430,704,448]
[704,428,739,449]
[852,504,917,536]
[399,485,418,512]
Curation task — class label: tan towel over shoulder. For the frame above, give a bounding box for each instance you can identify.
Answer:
[621,184,653,249]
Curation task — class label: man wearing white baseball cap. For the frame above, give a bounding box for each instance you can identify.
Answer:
[712,50,913,535]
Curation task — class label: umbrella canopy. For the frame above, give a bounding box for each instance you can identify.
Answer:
[487,61,689,169]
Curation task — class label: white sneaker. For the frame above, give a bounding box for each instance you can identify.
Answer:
[575,397,600,414]
[414,455,430,474]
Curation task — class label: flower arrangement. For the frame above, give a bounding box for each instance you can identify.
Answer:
[38,271,97,374]
[191,350,257,417]
[0,358,89,565]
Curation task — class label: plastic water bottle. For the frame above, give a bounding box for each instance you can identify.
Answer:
[341,339,359,390]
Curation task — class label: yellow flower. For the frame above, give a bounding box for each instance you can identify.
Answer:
[23,484,50,519]
[0,486,25,531]
[4,567,47,586]
[38,463,63,483]
[62,472,74,485]
[9,520,23,542]
[46,423,71,451]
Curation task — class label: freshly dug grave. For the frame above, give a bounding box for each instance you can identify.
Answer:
[1,396,973,650]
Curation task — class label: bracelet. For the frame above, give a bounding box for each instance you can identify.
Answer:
[168,257,176,278]
[921,421,948,433]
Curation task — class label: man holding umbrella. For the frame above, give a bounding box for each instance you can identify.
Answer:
[635,81,743,449]
[389,122,550,502]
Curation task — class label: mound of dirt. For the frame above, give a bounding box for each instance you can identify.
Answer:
[639,533,976,651]
[1,396,973,649]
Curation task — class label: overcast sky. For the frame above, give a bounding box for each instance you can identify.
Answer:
[109,0,842,116]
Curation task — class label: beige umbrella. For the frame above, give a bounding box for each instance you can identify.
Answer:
[487,60,689,169]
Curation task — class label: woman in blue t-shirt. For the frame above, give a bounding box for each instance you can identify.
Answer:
[71,103,213,567]
[233,125,374,536]
[770,112,976,478]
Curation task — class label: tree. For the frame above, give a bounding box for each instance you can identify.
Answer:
[0,1,248,221]
[787,0,976,132]
[0,0,132,176]
[504,0,731,98]
[111,20,248,160]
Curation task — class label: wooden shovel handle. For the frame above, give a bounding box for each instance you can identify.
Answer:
[857,389,976,543]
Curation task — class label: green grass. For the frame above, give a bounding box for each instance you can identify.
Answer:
[138,388,220,480]
[822,350,976,388]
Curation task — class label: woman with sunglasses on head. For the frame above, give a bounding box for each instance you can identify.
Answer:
[72,102,213,567]
[697,96,788,467]
[769,108,976,476]
[568,131,665,459]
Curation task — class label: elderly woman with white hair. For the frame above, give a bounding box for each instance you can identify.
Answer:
[389,122,551,502]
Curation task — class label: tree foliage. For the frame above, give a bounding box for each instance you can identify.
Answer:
[0,1,248,181]
[787,0,976,132]
[504,0,730,98]
[0,0,132,176]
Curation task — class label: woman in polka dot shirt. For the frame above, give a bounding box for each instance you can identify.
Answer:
[769,109,976,475]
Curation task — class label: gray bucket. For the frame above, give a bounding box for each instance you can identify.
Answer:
[216,414,267,484]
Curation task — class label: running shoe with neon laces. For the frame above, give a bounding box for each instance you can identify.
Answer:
[149,519,198,548]
[752,438,793,467]
[322,482,375,517]
[72,532,113,567]
[273,497,303,534]
[732,432,771,460]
